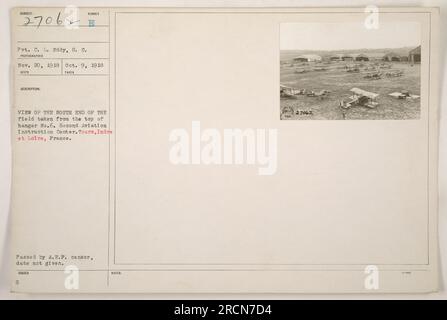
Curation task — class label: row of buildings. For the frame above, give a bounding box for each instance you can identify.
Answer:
[293,46,421,63]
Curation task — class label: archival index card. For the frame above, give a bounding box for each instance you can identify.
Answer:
[10,7,439,293]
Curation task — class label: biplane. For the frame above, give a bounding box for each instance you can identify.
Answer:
[346,67,360,73]
[378,63,393,69]
[388,90,420,100]
[363,66,377,71]
[385,70,404,77]
[280,84,306,98]
[339,88,379,109]
[364,72,382,80]
[307,89,330,99]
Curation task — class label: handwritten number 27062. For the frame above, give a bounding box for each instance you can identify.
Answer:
[23,12,64,28]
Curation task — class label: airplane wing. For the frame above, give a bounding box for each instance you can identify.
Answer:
[389,92,403,98]
[350,88,379,99]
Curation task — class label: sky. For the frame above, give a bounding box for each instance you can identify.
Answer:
[280,22,421,51]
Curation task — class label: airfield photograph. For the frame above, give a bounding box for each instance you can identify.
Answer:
[280,22,421,120]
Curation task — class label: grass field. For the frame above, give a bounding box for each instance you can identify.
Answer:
[280,55,421,120]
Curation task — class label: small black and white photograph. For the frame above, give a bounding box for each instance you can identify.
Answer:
[280,22,422,120]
